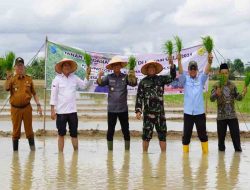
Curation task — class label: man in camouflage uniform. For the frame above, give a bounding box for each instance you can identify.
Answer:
[210,63,247,152]
[135,58,176,152]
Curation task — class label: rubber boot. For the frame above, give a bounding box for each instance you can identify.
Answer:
[125,140,130,150]
[107,141,113,151]
[183,145,189,153]
[13,139,19,151]
[28,138,36,151]
[201,141,208,154]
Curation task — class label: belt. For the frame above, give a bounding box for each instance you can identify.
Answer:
[11,103,30,109]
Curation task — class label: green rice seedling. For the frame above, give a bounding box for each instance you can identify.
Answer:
[202,36,214,53]
[174,36,182,53]
[164,40,173,56]
[128,55,136,70]
[83,52,92,67]
[4,51,15,71]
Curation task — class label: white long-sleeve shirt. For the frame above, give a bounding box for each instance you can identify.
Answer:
[50,73,90,114]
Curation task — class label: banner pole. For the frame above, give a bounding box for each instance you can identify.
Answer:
[43,36,48,132]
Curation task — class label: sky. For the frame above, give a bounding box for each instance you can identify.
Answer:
[0,0,250,67]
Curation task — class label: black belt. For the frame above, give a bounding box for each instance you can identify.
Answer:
[11,103,30,109]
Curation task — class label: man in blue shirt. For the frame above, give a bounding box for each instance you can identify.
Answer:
[97,56,137,151]
[178,52,213,153]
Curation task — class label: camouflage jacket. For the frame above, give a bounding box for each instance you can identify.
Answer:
[135,69,176,114]
[210,81,243,120]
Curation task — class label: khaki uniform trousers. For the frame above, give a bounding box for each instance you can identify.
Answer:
[11,104,34,140]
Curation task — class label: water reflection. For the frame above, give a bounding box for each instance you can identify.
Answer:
[216,153,241,189]
[69,152,79,189]
[57,153,66,189]
[182,154,193,189]
[182,154,208,189]
[118,152,130,189]
[141,153,166,190]
[56,152,79,189]
[106,152,115,189]
[106,152,131,190]
[11,153,21,190]
[2,138,249,189]
[195,155,208,189]
[11,152,35,190]
[156,153,167,189]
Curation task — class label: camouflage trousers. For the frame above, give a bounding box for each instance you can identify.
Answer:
[142,112,167,141]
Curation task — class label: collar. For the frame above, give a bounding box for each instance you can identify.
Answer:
[15,74,25,79]
[61,73,73,78]
[111,72,123,77]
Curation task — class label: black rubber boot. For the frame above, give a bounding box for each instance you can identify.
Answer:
[28,138,36,151]
[13,139,19,151]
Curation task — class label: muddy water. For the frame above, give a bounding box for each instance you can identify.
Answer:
[0,137,250,189]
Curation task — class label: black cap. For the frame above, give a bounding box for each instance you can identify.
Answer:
[219,63,229,71]
[188,61,198,70]
[15,57,24,65]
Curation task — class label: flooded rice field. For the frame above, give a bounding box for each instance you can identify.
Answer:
[0,137,250,189]
[1,84,250,189]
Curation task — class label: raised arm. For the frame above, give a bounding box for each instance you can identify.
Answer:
[135,81,144,119]
[4,71,13,91]
[204,53,213,75]
[97,69,109,86]
[127,70,137,87]
[176,53,186,86]
[76,67,91,90]
[176,53,183,74]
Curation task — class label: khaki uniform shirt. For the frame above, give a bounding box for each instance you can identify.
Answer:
[5,74,36,107]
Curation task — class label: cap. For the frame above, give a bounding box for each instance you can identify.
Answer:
[219,63,229,71]
[188,61,198,70]
[15,57,24,65]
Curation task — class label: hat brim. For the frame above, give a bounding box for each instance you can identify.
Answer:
[141,61,163,75]
[55,59,78,74]
[106,62,127,70]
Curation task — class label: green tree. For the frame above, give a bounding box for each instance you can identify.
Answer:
[0,57,5,79]
[26,58,45,79]
[245,66,250,73]
[233,58,244,76]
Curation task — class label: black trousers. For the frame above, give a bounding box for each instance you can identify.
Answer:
[182,113,208,145]
[217,119,242,151]
[107,112,130,141]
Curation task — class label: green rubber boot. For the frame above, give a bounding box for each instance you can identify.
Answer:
[125,140,130,150]
[107,141,113,151]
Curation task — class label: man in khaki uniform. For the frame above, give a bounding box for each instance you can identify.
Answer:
[5,57,42,151]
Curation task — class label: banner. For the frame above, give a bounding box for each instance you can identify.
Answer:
[46,40,209,94]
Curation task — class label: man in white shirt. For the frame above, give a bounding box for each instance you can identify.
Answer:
[50,58,91,152]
